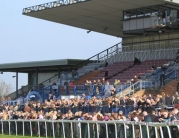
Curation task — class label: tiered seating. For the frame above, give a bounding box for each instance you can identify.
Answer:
[108,59,171,84]
[90,61,133,81]
[77,63,103,77]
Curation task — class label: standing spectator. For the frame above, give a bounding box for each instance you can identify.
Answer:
[133,57,139,66]
[52,82,57,94]
[160,73,165,87]
[24,103,31,113]
[104,70,108,80]
[104,61,108,67]
[96,79,102,94]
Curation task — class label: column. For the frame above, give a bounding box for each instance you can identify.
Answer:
[36,68,38,85]
[16,71,18,98]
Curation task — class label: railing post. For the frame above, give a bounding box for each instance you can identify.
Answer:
[1,121,3,135]
[87,123,90,138]
[45,121,47,138]
[37,121,40,137]
[58,85,60,96]
[70,122,74,138]
[114,123,117,138]
[23,121,24,136]
[62,122,66,138]
[105,123,109,138]
[140,80,142,90]
[15,121,17,136]
[96,123,99,138]
[30,120,32,137]
[52,121,55,138]
[97,54,99,63]
[8,121,10,135]
[107,49,109,60]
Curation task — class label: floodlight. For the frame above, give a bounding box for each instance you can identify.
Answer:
[39,6,45,10]
[24,9,31,13]
[53,2,60,7]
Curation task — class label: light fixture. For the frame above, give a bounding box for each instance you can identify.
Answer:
[87,30,91,33]
[12,76,16,78]
[24,9,31,13]
[0,71,3,74]
[39,5,45,10]
[53,2,61,7]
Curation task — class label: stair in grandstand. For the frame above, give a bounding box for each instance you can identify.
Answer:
[125,78,179,98]
[76,62,104,77]
[76,42,122,77]
[106,61,179,98]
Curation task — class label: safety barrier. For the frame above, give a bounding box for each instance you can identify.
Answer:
[1,120,179,138]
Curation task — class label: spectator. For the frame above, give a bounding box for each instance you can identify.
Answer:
[104,70,108,80]
[133,57,141,66]
[152,64,157,70]
[52,82,57,94]
[104,61,108,67]
[160,73,165,87]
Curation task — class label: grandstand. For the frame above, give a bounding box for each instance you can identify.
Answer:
[1,1,179,138]
[0,0,179,104]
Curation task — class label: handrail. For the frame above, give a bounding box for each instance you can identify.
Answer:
[1,118,178,138]
[0,119,178,125]
[40,74,59,84]
[112,65,178,97]
[75,42,121,68]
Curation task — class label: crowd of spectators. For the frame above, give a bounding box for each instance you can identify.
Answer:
[1,92,179,137]
[1,92,179,121]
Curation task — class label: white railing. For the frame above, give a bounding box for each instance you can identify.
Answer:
[1,120,179,138]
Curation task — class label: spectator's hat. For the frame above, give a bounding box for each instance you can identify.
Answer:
[119,111,123,115]
[104,116,109,121]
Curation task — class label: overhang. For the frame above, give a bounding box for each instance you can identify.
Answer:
[23,0,172,37]
[0,59,84,73]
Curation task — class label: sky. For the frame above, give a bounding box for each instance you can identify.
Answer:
[0,0,120,92]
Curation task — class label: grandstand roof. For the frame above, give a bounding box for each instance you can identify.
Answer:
[22,0,179,37]
[0,59,84,73]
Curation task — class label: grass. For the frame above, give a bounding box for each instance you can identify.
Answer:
[0,134,68,138]
[0,135,56,138]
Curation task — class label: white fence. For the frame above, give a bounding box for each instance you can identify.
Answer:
[1,120,179,138]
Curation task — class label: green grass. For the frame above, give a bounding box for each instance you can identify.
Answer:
[0,135,39,138]
[0,134,63,138]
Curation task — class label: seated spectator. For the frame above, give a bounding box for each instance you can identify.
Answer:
[72,70,78,79]
[152,64,157,70]
[110,87,116,96]
[69,81,74,86]
[113,79,118,88]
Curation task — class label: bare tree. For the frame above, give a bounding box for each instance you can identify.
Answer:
[0,80,14,97]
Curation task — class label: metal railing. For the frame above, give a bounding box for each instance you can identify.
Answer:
[1,119,179,138]
[75,42,122,68]
[23,0,91,14]
[113,66,178,97]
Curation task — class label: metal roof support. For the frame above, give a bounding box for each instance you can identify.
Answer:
[16,71,18,99]
[36,68,39,86]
